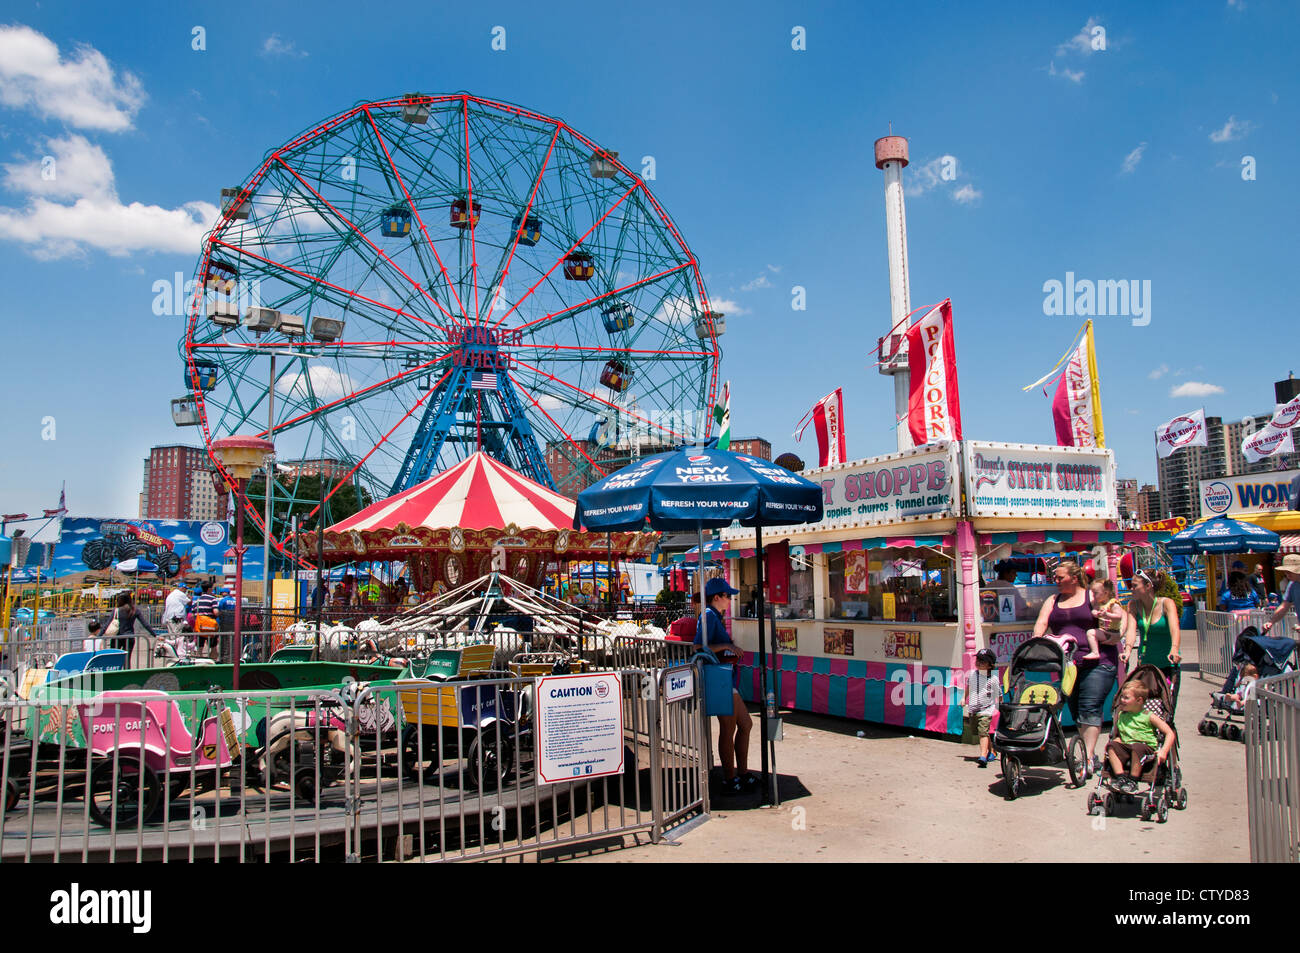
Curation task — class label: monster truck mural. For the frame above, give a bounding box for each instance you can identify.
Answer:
[80,521,184,578]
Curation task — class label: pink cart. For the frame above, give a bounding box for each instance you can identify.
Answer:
[77,690,238,828]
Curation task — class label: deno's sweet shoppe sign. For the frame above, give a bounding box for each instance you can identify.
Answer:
[800,442,961,528]
[962,441,1117,520]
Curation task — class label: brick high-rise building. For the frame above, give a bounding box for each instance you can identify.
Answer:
[730,438,772,461]
[1137,484,1161,525]
[1116,478,1139,522]
[142,445,226,520]
[281,458,352,482]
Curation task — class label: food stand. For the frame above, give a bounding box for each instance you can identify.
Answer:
[707,439,1170,735]
[1195,469,1300,607]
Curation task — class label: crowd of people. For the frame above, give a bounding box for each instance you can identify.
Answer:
[962,553,1300,782]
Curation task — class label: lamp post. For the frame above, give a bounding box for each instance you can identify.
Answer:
[212,435,275,690]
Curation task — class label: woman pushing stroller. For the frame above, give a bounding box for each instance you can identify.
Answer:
[1031,560,1123,778]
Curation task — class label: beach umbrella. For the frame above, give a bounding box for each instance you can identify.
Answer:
[575,446,824,802]
[115,557,158,574]
[1165,517,1280,555]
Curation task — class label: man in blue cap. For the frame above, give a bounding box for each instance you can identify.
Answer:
[696,576,755,794]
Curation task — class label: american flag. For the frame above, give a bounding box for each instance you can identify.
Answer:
[471,372,498,390]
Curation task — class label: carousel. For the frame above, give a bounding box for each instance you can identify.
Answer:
[295,452,658,599]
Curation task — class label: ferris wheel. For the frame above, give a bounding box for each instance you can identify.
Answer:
[176,93,722,556]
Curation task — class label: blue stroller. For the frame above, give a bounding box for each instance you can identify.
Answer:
[1198,627,1297,741]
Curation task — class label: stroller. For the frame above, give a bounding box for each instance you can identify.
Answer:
[1087,664,1186,822]
[995,638,1082,799]
[1198,627,1297,741]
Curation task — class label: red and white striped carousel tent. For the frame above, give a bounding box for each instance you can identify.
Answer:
[299,452,657,592]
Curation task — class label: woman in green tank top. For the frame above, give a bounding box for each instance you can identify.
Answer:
[1123,569,1183,704]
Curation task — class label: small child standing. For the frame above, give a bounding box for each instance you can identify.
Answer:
[1105,682,1175,792]
[1080,578,1124,661]
[964,648,1001,767]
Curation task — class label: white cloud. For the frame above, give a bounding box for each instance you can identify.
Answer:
[3,133,113,199]
[1057,17,1105,57]
[0,135,218,258]
[1048,61,1085,84]
[905,157,947,197]
[1170,381,1225,398]
[707,297,748,316]
[276,365,354,401]
[906,156,981,206]
[262,34,308,58]
[1209,116,1254,143]
[0,25,145,131]
[765,264,781,274]
[656,295,746,326]
[1121,142,1148,174]
[1148,363,1169,380]
[740,273,771,291]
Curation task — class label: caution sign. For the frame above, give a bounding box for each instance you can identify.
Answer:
[535,673,625,785]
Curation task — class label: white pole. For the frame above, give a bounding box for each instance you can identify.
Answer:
[876,135,914,452]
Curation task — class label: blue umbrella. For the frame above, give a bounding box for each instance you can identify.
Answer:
[575,446,824,803]
[1165,516,1280,555]
[573,448,824,533]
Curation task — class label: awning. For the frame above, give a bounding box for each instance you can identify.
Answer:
[976,530,1171,548]
[674,533,955,562]
[1281,534,1300,553]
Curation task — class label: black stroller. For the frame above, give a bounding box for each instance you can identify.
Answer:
[1087,664,1187,822]
[1198,627,1297,741]
[995,637,1082,799]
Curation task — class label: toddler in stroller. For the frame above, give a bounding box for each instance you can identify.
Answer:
[1087,665,1186,822]
[1199,627,1297,741]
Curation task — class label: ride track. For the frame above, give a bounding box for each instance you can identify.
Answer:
[181,94,722,571]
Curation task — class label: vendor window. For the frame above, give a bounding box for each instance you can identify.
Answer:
[828,550,955,622]
[735,553,815,619]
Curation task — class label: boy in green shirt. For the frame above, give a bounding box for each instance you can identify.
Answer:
[1105,682,1175,792]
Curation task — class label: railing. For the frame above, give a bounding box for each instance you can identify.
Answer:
[0,655,707,862]
[1195,609,1296,684]
[1246,669,1299,863]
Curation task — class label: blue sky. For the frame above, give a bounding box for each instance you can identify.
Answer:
[0,0,1296,532]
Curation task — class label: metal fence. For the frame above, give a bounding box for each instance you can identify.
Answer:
[1246,669,1299,863]
[1195,609,1296,684]
[0,656,707,862]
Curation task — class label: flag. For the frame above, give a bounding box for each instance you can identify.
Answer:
[712,382,731,451]
[905,299,963,445]
[43,483,68,519]
[471,371,498,390]
[1154,408,1207,458]
[1048,321,1105,448]
[794,389,846,467]
[1242,423,1295,463]
[1242,395,1300,463]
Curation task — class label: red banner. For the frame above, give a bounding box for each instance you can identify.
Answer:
[906,300,963,445]
[796,389,847,467]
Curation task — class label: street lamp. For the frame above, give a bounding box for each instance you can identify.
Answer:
[212,435,274,690]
